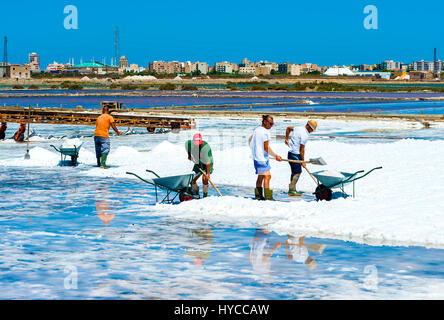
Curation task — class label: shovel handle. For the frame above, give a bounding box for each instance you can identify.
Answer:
[197,168,222,197]
[281,158,307,164]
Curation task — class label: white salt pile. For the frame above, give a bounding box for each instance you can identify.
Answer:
[123,75,157,81]
[61,138,83,149]
[315,170,345,178]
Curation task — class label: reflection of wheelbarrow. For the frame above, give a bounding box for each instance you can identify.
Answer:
[50,143,83,166]
[126,170,200,204]
[312,167,382,201]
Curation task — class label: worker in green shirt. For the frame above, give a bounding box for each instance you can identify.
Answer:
[185,133,214,198]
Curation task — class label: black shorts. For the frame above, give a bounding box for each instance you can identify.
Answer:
[193,164,214,175]
[288,152,302,176]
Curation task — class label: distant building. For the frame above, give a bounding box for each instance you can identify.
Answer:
[149,61,184,74]
[357,64,377,71]
[69,61,118,74]
[215,61,234,73]
[240,58,251,66]
[5,64,31,79]
[29,53,40,72]
[323,67,355,76]
[46,61,66,72]
[353,71,392,79]
[129,64,139,72]
[378,60,405,71]
[300,63,319,74]
[0,63,8,78]
[119,56,128,69]
[411,60,444,72]
[409,71,434,80]
[278,63,301,76]
[191,61,209,74]
[254,61,278,72]
[239,66,256,75]
[255,65,271,76]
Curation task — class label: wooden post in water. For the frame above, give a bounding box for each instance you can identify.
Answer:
[421,108,424,115]
[250,105,252,112]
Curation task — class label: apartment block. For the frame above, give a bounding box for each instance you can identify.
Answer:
[239,66,256,75]
[278,63,301,76]
[191,61,209,74]
[149,61,184,74]
[215,61,234,73]
[28,53,40,72]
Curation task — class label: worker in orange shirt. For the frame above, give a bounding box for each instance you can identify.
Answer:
[94,106,122,168]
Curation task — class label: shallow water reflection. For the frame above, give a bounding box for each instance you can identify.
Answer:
[0,167,444,299]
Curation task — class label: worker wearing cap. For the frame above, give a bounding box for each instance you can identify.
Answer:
[0,122,7,140]
[185,133,214,198]
[14,123,27,142]
[284,120,317,196]
[94,106,122,168]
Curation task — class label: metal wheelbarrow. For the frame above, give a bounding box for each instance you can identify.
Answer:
[311,166,382,201]
[126,170,200,204]
[50,143,83,166]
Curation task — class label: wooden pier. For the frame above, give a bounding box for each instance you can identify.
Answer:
[0,106,196,131]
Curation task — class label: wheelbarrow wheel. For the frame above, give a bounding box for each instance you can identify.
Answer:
[179,187,198,202]
[315,184,332,201]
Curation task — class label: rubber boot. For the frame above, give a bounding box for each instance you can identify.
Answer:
[203,184,209,198]
[97,157,101,167]
[288,175,302,196]
[254,187,265,200]
[264,188,274,201]
[100,153,109,169]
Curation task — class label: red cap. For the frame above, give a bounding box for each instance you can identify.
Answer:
[193,133,203,146]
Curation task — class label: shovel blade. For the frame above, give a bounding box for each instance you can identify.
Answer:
[309,157,327,165]
[24,153,30,160]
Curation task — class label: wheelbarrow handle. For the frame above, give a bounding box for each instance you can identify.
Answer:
[127,171,155,185]
[146,169,161,178]
[50,145,60,153]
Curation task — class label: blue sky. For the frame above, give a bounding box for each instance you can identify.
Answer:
[0,0,442,68]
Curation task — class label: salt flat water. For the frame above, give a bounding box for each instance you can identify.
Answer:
[2,90,444,114]
[1,101,444,298]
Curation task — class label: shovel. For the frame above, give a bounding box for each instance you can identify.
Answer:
[274,157,327,166]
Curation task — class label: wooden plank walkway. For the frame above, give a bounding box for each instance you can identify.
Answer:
[0,106,196,131]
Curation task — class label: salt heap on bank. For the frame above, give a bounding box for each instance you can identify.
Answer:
[123,75,157,81]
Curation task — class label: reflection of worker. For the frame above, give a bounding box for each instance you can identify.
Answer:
[185,227,214,266]
[284,120,317,196]
[14,123,26,142]
[185,133,213,198]
[284,235,326,270]
[0,122,7,140]
[96,200,115,227]
[95,186,117,227]
[94,106,122,168]
[249,228,281,275]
